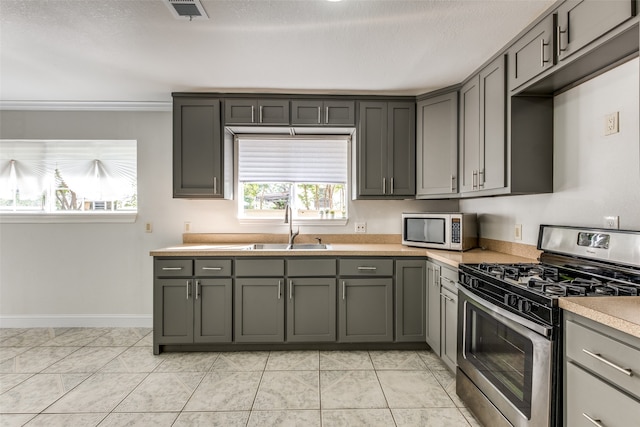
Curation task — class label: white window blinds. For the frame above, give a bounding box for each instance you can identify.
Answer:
[237,137,348,183]
[0,140,137,200]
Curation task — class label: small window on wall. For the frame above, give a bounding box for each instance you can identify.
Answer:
[237,136,349,221]
[0,140,137,221]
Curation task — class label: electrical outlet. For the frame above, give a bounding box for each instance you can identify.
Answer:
[184,221,191,233]
[145,222,153,233]
[605,112,619,135]
[355,222,367,233]
[603,216,619,229]
[514,224,522,241]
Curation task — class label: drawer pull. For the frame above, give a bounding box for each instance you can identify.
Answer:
[201,267,222,271]
[582,413,605,427]
[582,349,633,376]
[441,294,454,302]
[357,266,377,271]
[162,267,183,271]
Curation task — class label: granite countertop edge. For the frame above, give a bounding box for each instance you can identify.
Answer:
[559,297,640,340]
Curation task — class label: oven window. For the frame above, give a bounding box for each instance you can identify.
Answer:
[465,304,534,418]
[405,218,446,244]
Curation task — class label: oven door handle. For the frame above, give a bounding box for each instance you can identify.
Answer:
[458,286,553,338]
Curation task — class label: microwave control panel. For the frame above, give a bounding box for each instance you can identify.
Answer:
[451,218,461,244]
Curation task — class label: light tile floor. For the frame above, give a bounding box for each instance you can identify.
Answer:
[0,328,482,426]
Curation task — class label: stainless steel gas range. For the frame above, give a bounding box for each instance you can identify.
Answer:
[456,224,640,427]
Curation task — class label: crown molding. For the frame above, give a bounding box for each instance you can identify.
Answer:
[0,101,172,112]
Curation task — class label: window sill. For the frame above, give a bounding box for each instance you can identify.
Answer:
[0,212,138,224]
[238,218,348,227]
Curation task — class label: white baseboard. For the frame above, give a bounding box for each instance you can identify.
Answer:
[0,314,153,328]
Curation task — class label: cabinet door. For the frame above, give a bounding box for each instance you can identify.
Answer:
[153,279,194,345]
[508,15,554,91]
[416,93,458,198]
[194,278,232,343]
[257,99,289,125]
[479,55,506,191]
[388,102,416,196]
[425,262,441,354]
[287,278,336,342]
[338,278,393,342]
[395,260,426,342]
[234,278,284,343]
[173,98,222,198]
[224,99,257,124]
[459,76,480,193]
[557,0,636,62]
[440,286,458,372]
[325,100,355,126]
[291,100,324,125]
[357,101,388,196]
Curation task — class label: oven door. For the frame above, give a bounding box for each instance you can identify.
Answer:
[457,286,554,427]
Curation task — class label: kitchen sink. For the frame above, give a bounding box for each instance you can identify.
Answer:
[251,243,332,250]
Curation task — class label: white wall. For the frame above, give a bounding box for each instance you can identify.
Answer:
[460,58,640,245]
[0,110,456,326]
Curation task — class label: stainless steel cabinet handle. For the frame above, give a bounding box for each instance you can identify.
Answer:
[259,105,263,123]
[195,280,200,300]
[186,280,191,300]
[162,267,183,271]
[213,176,217,194]
[325,106,329,124]
[582,413,605,427]
[382,178,387,194]
[342,281,346,300]
[278,280,281,300]
[289,280,293,300]
[317,107,321,124]
[478,170,484,188]
[390,177,394,194]
[357,266,377,271]
[451,175,456,192]
[582,349,633,376]
[251,105,255,123]
[201,267,222,271]
[540,38,550,67]
[440,277,455,286]
[435,267,441,287]
[441,293,454,302]
[557,26,567,55]
[472,170,477,189]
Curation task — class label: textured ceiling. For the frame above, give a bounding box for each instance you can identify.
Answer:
[0,0,555,103]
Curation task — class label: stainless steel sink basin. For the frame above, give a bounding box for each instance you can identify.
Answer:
[251,243,331,250]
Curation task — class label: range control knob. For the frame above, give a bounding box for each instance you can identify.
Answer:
[518,300,533,313]
[504,294,518,308]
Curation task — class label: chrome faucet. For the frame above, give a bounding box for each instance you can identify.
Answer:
[284,204,299,248]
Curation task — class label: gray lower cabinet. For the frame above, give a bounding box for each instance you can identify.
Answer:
[194,278,233,343]
[416,92,458,198]
[339,278,393,342]
[287,278,336,342]
[426,260,458,371]
[154,278,194,347]
[395,260,426,342]
[564,311,640,426]
[173,97,230,199]
[290,100,355,126]
[234,259,286,343]
[356,101,416,198]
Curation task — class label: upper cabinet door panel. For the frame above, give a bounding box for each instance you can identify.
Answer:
[459,76,480,193]
[557,0,636,61]
[357,101,388,196]
[291,100,323,125]
[479,55,506,191]
[388,102,416,196]
[224,99,257,125]
[325,100,355,126]
[257,99,289,125]
[224,99,289,125]
[291,100,355,126]
[508,15,555,92]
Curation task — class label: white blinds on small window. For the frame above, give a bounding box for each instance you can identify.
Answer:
[0,140,136,199]
[237,137,348,183]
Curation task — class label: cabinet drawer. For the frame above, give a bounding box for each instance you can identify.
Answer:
[566,362,640,427]
[439,265,458,292]
[236,259,285,277]
[566,319,640,399]
[288,259,336,277]
[339,259,393,276]
[195,259,232,277]
[154,259,193,277]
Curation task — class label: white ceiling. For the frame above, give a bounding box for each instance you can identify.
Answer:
[0,0,556,104]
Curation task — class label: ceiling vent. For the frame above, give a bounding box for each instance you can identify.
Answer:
[163,0,209,21]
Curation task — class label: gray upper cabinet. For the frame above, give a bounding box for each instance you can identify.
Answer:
[290,100,355,126]
[459,55,506,195]
[508,15,555,92]
[395,260,426,342]
[173,97,230,199]
[556,0,637,62]
[416,92,458,198]
[356,101,416,198]
[224,99,290,125]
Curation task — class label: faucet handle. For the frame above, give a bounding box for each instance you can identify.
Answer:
[315,237,322,244]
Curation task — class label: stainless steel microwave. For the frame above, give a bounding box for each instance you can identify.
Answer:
[402,213,478,251]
